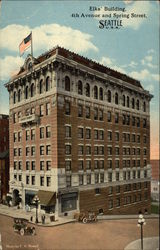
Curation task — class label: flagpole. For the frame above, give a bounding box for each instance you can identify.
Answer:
[31,31,33,57]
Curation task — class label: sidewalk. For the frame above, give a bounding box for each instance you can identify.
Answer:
[97,214,159,220]
[0,204,75,226]
[124,237,159,250]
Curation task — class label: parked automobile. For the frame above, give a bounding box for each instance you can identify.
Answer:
[74,211,97,223]
[13,218,36,236]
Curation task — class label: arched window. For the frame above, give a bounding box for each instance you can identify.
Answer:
[99,87,103,100]
[65,76,70,91]
[94,86,98,99]
[115,93,118,105]
[86,83,90,97]
[132,98,135,109]
[78,80,83,95]
[127,96,130,108]
[30,83,34,97]
[143,101,146,112]
[39,79,43,94]
[122,95,125,106]
[136,99,139,110]
[13,91,16,104]
[18,90,21,102]
[107,90,111,103]
[25,86,29,99]
[46,76,50,92]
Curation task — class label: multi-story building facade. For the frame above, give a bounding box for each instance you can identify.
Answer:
[5,46,152,216]
[0,114,9,153]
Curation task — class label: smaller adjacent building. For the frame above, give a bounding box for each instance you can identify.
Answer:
[150,160,159,201]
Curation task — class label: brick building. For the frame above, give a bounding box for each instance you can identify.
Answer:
[150,159,159,201]
[0,114,9,201]
[5,47,152,216]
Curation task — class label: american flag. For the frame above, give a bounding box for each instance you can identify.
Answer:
[19,32,32,56]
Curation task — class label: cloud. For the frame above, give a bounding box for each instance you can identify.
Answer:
[0,56,24,81]
[0,24,98,54]
[128,61,137,68]
[145,84,154,93]
[123,0,133,4]
[122,1,151,30]
[147,49,155,54]
[100,56,126,74]
[129,69,159,82]
[141,54,157,69]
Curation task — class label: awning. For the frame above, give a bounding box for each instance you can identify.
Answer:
[36,190,56,206]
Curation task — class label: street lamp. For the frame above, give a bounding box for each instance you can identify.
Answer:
[33,195,40,223]
[137,213,146,250]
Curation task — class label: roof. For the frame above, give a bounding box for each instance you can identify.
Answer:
[15,46,143,89]
[150,160,159,181]
[36,190,56,206]
[0,150,9,159]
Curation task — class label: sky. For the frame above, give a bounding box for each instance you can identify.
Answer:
[0,0,159,159]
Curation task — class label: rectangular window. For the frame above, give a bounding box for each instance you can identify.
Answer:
[99,160,104,169]
[31,129,35,140]
[14,161,17,170]
[94,130,98,140]
[86,160,91,170]
[115,160,119,168]
[137,117,140,127]
[86,106,90,119]
[47,177,51,187]
[13,113,16,123]
[108,147,112,155]
[108,172,112,182]
[78,145,83,155]
[137,148,140,155]
[137,170,141,178]
[107,111,111,122]
[115,147,119,155]
[126,115,130,125]
[65,126,71,138]
[18,161,22,170]
[132,116,136,126]
[108,160,112,168]
[99,146,104,155]
[143,135,147,143]
[46,126,51,138]
[26,161,30,170]
[46,145,51,155]
[78,160,83,170]
[40,104,44,117]
[18,175,22,182]
[122,114,126,125]
[116,186,120,193]
[94,160,98,169]
[127,134,130,142]
[40,146,44,155]
[66,175,71,187]
[86,128,91,139]
[18,148,22,156]
[116,198,120,207]
[123,171,126,180]
[94,108,98,120]
[99,109,103,121]
[18,131,22,142]
[40,176,44,186]
[79,175,83,185]
[132,134,136,142]
[78,105,83,117]
[86,146,91,155]
[115,132,119,141]
[78,127,83,139]
[31,161,35,170]
[109,200,113,209]
[40,127,44,139]
[137,135,140,143]
[133,170,136,179]
[87,174,91,184]
[65,101,70,115]
[143,119,147,128]
[116,172,119,181]
[100,173,104,183]
[31,146,35,156]
[95,173,99,183]
[26,176,29,185]
[32,176,35,185]
[99,130,104,140]
[26,130,30,141]
[14,133,17,142]
[108,186,113,195]
[46,102,51,115]
[40,161,44,170]
[65,161,71,171]
[108,131,112,141]
[26,147,29,156]
[144,148,147,155]
[65,145,71,155]
[46,161,51,171]
[94,146,99,155]
[115,113,119,123]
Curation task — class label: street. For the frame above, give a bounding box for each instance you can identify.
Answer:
[0,214,159,250]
